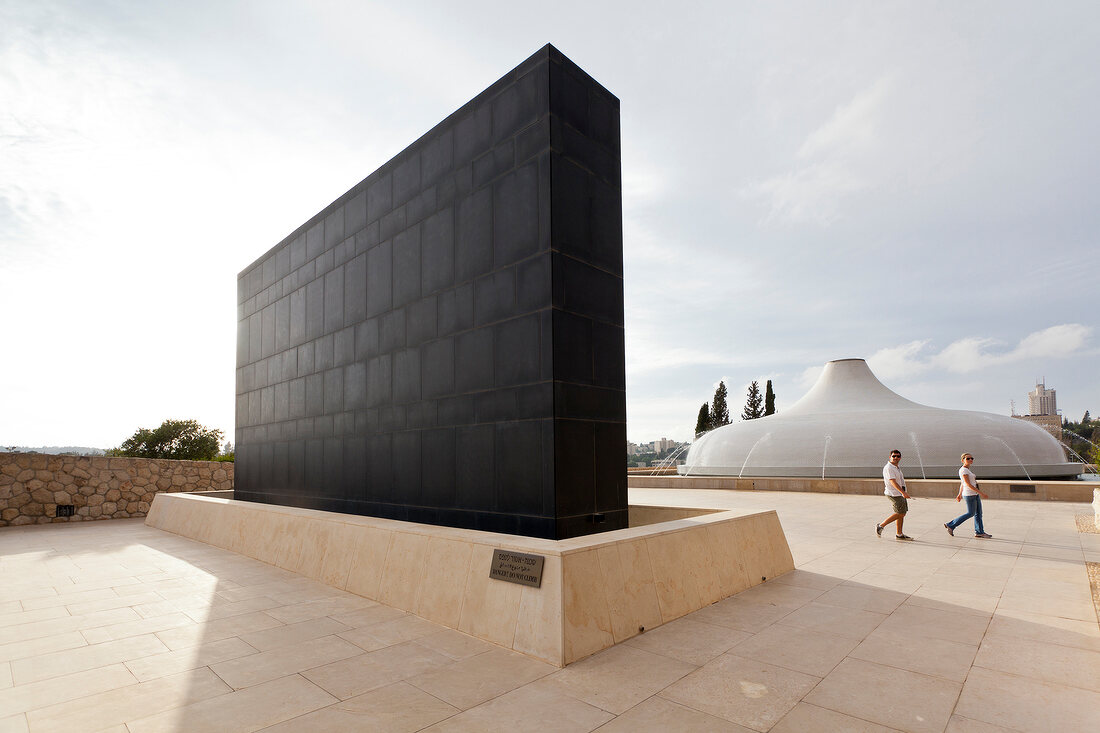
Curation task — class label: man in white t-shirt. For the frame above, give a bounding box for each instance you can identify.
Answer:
[944,453,992,538]
[876,449,913,540]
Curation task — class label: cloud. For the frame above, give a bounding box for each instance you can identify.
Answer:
[796,365,824,390]
[625,343,733,376]
[797,76,893,160]
[868,340,932,379]
[867,324,1092,380]
[626,395,703,443]
[622,164,668,211]
[743,76,895,226]
[752,161,865,227]
[1008,324,1092,361]
[931,337,997,372]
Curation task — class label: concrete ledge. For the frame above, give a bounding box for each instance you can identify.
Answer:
[630,475,1100,503]
[146,493,793,666]
[191,490,234,499]
[628,505,717,526]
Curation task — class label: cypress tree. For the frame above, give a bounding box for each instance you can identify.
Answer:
[764,379,776,416]
[741,380,764,420]
[694,403,711,436]
[711,382,731,427]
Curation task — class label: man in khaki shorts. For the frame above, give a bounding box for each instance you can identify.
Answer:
[877,449,913,540]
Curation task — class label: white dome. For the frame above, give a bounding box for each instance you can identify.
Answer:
[681,359,1081,479]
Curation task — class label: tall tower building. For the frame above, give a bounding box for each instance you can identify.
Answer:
[1028,381,1057,416]
[1019,380,1062,439]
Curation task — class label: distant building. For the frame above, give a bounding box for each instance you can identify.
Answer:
[1014,414,1062,440]
[1028,381,1057,416]
[1017,380,1062,439]
[628,438,681,455]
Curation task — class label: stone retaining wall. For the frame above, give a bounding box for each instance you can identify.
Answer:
[0,453,233,527]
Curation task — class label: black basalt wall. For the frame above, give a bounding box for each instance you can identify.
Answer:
[234,45,625,540]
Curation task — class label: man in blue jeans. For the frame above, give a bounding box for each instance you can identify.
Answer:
[945,453,993,538]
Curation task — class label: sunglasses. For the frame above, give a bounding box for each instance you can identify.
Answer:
[964,457,974,461]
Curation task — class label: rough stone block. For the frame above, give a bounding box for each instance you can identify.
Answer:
[235,45,624,540]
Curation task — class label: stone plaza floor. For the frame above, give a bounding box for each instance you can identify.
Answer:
[1,488,1098,732]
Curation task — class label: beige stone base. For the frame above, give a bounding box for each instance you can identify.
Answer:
[145,494,793,666]
[631,475,1100,503]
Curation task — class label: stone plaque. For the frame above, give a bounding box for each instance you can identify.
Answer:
[489,549,545,588]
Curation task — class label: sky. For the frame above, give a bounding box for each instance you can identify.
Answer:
[1,0,1097,449]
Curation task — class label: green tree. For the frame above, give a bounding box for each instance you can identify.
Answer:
[694,403,712,436]
[764,379,776,416]
[741,380,764,420]
[1083,410,1091,425]
[110,419,223,461]
[1086,440,1100,473]
[213,440,235,463]
[711,382,731,427]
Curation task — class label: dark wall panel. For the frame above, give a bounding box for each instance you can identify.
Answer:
[235,45,625,539]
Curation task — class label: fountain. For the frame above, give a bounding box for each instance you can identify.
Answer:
[985,435,1032,480]
[738,432,772,478]
[650,443,692,475]
[909,431,927,479]
[1057,440,1090,465]
[1061,428,1100,476]
[1063,428,1100,453]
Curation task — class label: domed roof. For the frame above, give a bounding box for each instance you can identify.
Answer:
[681,359,1081,479]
